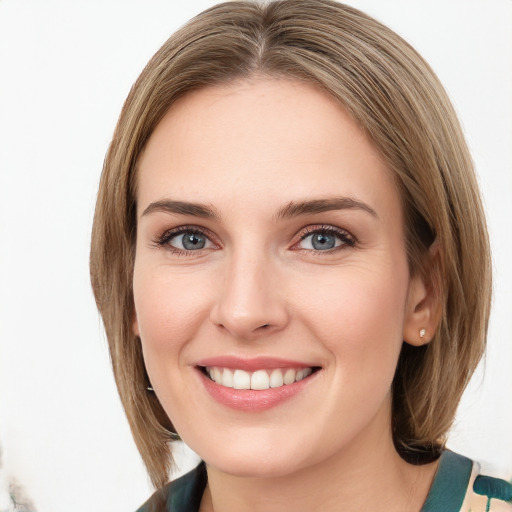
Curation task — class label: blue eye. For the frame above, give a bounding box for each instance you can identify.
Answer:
[311,233,337,250]
[159,229,214,251]
[298,228,354,251]
[177,232,208,250]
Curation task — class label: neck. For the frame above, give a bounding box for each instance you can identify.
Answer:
[199,409,438,512]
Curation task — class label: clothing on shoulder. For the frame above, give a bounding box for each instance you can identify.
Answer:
[136,451,512,512]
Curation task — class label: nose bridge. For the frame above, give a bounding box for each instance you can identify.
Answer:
[211,244,287,339]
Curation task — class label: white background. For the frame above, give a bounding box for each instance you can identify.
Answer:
[0,1,510,511]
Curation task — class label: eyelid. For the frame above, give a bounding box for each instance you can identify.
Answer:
[151,223,356,255]
[153,225,219,253]
[291,224,357,251]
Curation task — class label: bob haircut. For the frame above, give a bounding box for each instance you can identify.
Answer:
[90,0,491,489]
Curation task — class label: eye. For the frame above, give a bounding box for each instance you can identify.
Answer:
[173,232,211,250]
[156,227,215,253]
[296,226,355,251]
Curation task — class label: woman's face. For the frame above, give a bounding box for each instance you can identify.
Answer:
[133,79,426,477]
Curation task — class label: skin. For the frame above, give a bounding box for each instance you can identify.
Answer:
[133,78,439,512]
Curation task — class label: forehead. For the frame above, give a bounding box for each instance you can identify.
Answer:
[136,78,400,222]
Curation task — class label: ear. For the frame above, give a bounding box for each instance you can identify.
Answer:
[403,247,442,346]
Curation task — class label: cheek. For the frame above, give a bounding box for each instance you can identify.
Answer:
[294,262,408,371]
[132,265,209,367]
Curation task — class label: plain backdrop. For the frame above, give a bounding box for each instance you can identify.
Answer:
[0,1,511,511]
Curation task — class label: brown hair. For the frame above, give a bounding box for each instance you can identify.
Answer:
[90,0,491,488]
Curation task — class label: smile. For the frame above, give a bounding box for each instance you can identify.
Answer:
[204,367,314,390]
[196,357,321,411]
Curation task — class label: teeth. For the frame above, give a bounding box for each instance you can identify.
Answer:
[233,369,251,389]
[222,368,234,388]
[296,368,313,382]
[205,367,314,390]
[212,367,222,383]
[251,370,270,390]
[283,368,296,385]
[269,369,284,388]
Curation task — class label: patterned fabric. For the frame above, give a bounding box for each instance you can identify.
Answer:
[421,451,512,512]
[136,451,512,512]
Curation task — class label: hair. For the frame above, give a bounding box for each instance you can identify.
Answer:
[90,0,491,489]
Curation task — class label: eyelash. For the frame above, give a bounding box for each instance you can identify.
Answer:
[295,225,357,252]
[153,225,217,257]
[153,224,357,256]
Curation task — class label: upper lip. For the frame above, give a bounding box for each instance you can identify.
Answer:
[195,356,319,372]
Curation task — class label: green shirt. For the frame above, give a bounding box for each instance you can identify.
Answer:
[137,451,512,512]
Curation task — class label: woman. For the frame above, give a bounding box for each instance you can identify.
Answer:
[90,1,511,510]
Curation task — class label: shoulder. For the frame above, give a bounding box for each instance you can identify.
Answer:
[464,468,512,512]
[135,462,207,512]
[423,450,512,512]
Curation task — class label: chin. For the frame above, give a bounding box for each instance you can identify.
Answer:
[206,454,308,479]
[192,431,326,479]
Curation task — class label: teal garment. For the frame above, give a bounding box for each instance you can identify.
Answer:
[136,451,512,512]
[420,451,473,511]
[136,462,206,512]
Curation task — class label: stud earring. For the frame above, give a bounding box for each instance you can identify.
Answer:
[419,328,426,338]
[147,386,154,392]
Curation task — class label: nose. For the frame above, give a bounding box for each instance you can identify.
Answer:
[209,251,289,341]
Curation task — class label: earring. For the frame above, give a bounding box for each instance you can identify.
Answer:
[419,328,426,338]
[147,386,154,392]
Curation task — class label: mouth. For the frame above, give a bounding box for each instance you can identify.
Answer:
[200,366,319,390]
[195,356,322,411]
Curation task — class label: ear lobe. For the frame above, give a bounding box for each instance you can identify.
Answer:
[403,267,442,347]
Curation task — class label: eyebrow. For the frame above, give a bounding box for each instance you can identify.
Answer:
[142,200,219,219]
[141,196,377,220]
[276,197,378,220]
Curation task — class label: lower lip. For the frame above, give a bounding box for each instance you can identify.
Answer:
[198,369,319,411]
